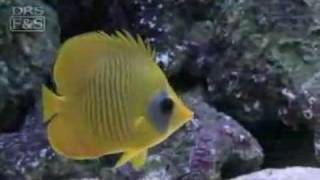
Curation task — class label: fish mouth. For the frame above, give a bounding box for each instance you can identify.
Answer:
[168,106,194,136]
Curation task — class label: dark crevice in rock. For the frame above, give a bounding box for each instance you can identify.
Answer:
[0,92,34,133]
[57,0,140,41]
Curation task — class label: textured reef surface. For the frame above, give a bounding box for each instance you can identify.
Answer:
[1,0,320,179]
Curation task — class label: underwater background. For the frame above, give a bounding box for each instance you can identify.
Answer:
[1,0,320,179]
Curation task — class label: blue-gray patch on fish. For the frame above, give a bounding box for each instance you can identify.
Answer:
[146,89,173,133]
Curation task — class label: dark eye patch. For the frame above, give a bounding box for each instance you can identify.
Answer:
[146,90,174,133]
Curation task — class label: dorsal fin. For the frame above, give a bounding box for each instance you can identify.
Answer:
[96,30,154,57]
[53,30,155,96]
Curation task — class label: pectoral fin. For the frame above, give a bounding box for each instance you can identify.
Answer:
[131,150,147,169]
[134,116,145,129]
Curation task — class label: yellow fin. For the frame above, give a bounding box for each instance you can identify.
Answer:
[114,150,141,168]
[53,31,154,96]
[48,111,121,159]
[131,150,147,169]
[41,85,64,122]
[134,116,145,129]
[112,30,154,56]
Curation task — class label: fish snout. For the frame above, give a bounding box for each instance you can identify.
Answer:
[177,103,194,122]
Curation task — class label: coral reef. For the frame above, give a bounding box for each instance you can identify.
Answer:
[231,167,320,180]
[0,0,59,132]
[0,0,320,179]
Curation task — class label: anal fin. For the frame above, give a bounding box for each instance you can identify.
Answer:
[131,150,147,169]
[114,149,146,169]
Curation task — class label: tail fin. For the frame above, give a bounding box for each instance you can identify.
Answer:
[42,85,64,123]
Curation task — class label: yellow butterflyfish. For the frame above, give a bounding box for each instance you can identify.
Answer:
[42,30,193,169]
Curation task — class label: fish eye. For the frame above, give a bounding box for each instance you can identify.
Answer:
[160,97,174,114]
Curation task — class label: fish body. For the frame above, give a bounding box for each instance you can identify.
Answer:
[42,31,193,168]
